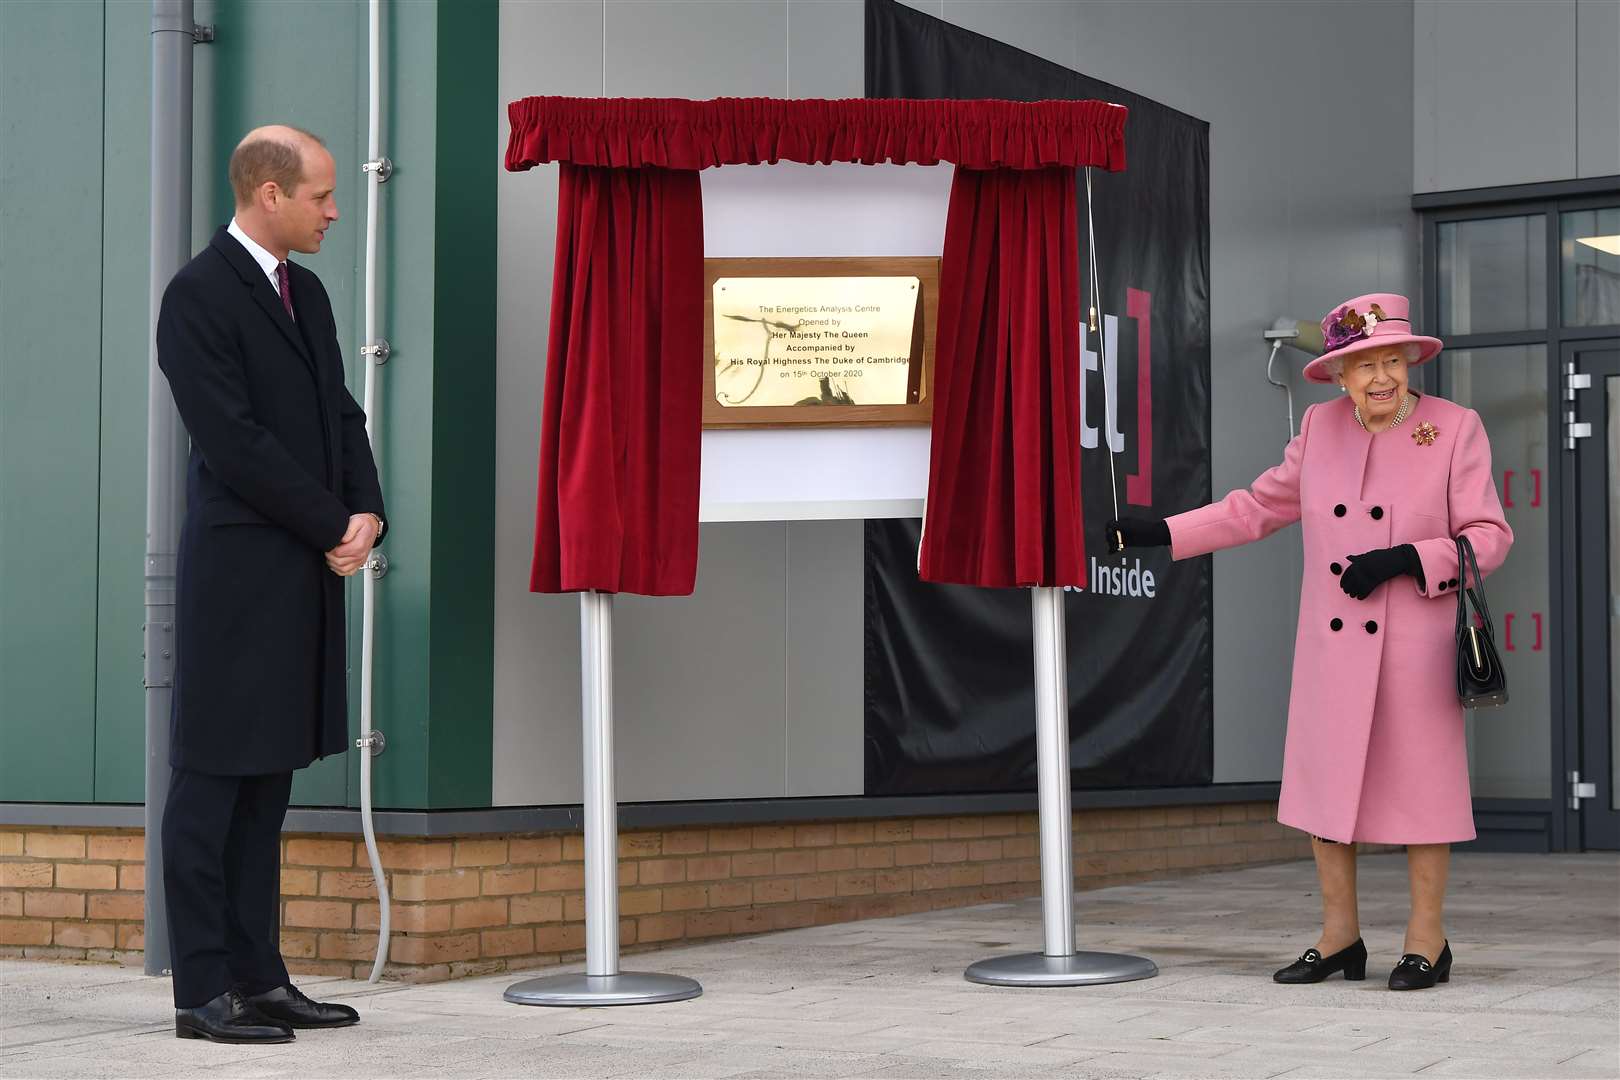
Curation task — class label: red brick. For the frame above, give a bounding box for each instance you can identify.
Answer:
[872,821,911,843]
[280,930,318,959]
[931,841,967,863]
[482,928,535,957]
[321,871,380,899]
[510,894,565,924]
[751,879,795,904]
[376,840,453,871]
[630,859,681,886]
[0,832,23,857]
[319,933,381,961]
[948,865,983,888]
[280,868,319,896]
[662,830,707,855]
[1002,836,1038,859]
[731,852,774,877]
[481,867,536,896]
[24,892,83,919]
[285,900,352,929]
[893,844,931,867]
[453,840,508,867]
[730,907,772,935]
[797,874,837,901]
[25,833,86,859]
[117,924,144,950]
[773,851,816,875]
[358,902,451,934]
[619,832,660,859]
[662,885,709,911]
[391,870,481,902]
[54,923,115,949]
[637,914,685,944]
[451,898,507,930]
[564,894,586,922]
[947,817,984,839]
[815,848,856,872]
[87,893,143,921]
[116,864,144,892]
[968,840,1002,862]
[535,923,586,953]
[286,839,353,867]
[389,933,480,965]
[618,889,662,916]
[912,819,950,840]
[794,824,835,848]
[983,861,1020,885]
[619,861,637,887]
[751,826,794,849]
[509,836,562,863]
[0,919,51,946]
[875,869,912,894]
[86,834,144,861]
[687,856,730,882]
[981,816,1018,837]
[0,891,19,917]
[708,828,752,852]
[709,882,751,908]
[836,873,875,897]
[0,863,52,889]
[536,864,586,891]
[856,847,894,869]
[835,823,874,845]
[685,911,729,938]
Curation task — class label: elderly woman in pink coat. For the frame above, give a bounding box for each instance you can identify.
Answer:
[1108,293,1511,991]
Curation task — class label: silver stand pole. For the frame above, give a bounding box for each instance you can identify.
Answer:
[505,592,702,1006]
[964,587,1157,987]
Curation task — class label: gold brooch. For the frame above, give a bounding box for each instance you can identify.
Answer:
[1412,421,1439,446]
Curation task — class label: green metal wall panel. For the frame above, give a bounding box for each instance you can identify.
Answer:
[93,0,156,803]
[0,1,106,803]
[425,0,497,809]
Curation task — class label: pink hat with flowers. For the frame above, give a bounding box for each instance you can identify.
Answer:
[1303,293,1443,384]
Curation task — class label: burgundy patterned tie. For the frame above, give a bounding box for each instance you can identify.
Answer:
[276,261,294,320]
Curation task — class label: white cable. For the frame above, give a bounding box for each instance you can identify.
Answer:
[359,0,390,985]
[1264,339,1296,441]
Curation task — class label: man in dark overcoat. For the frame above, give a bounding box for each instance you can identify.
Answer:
[156,125,385,1043]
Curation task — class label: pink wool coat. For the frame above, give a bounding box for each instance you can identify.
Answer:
[1167,394,1512,844]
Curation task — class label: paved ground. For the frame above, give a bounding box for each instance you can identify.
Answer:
[2,852,1616,1079]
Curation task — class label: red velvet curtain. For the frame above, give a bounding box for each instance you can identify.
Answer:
[919,167,1086,589]
[530,164,704,596]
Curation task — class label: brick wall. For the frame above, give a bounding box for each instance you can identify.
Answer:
[0,802,1310,982]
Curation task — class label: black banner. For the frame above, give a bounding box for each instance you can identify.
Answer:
[863,0,1213,795]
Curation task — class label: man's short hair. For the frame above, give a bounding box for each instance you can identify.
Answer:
[229,127,325,206]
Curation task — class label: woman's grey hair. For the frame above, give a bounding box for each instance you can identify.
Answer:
[1323,342,1422,380]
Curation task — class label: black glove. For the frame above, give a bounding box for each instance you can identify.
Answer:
[1339,544,1421,600]
[1105,516,1170,554]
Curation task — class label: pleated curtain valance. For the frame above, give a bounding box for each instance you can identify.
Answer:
[505,96,1127,173]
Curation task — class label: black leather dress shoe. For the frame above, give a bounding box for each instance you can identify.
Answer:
[175,989,295,1043]
[1389,941,1452,990]
[1273,938,1368,983]
[246,983,360,1028]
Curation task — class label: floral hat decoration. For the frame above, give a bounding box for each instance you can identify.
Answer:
[1302,293,1443,384]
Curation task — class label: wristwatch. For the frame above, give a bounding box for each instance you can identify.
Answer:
[365,513,384,540]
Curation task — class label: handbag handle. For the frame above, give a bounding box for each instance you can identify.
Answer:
[1453,534,1494,638]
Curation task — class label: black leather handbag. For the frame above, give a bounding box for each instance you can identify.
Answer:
[1455,535,1508,708]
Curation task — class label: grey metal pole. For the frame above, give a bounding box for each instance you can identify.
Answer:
[504,592,701,1007]
[143,0,198,978]
[963,587,1158,987]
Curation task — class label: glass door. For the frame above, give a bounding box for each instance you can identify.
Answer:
[1572,343,1620,849]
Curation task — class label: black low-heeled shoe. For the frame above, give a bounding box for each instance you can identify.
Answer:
[1273,938,1368,983]
[1388,941,1452,990]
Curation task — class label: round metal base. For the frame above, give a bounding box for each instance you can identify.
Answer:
[503,971,703,1007]
[964,951,1158,987]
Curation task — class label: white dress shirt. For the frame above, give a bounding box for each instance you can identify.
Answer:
[227,218,288,314]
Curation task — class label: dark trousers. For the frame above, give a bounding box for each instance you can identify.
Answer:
[161,767,293,1008]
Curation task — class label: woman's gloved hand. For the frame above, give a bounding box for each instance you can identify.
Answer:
[1105,517,1171,554]
[1339,544,1422,599]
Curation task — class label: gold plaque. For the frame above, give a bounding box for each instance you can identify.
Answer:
[703,257,938,427]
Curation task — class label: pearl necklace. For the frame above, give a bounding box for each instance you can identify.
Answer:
[1355,393,1413,433]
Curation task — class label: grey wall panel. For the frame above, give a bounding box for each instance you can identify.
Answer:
[1414,0,1579,192]
[787,0,863,99]
[605,1,788,98]
[785,519,865,797]
[1577,0,1620,178]
[940,1,1076,71]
